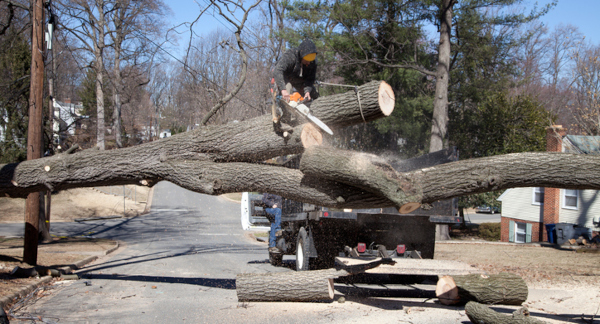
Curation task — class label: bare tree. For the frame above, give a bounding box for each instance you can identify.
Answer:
[108,0,168,147]
[196,0,261,125]
[57,0,112,150]
[569,44,600,135]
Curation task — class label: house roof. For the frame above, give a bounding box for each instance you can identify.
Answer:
[497,189,510,201]
[563,135,600,154]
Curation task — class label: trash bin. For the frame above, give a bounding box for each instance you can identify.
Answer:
[545,224,556,244]
[555,223,575,245]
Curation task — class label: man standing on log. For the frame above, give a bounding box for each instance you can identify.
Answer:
[262,193,283,253]
[273,39,319,102]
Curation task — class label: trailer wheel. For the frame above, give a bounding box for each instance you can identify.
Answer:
[296,227,310,271]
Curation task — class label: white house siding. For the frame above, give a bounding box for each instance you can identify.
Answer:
[498,188,543,222]
[560,189,600,229]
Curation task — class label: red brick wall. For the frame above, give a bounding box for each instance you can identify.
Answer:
[501,216,544,242]
[542,125,566,241]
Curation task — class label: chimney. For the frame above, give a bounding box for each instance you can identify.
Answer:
[543,125,567,238]
[64,98,71,104]
[546,125,566,152]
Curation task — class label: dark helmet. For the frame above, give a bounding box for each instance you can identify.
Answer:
[298,39,317,61]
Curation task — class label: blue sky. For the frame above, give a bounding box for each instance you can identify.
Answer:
[535,0,600,44]
[167,0,600,55]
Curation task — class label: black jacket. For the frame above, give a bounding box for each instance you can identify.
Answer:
[274,39,317,96]
[262,193,282,209]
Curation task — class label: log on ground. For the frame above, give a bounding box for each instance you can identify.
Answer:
[236,269,348,302]
[465,301,547,324]
[436,273,528,306]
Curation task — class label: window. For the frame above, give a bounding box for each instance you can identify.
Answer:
[509,220,532,243]
[532,187,544,205]
[515,222,527,243]
[563,189,578,210]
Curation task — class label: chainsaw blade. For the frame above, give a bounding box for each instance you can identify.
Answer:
[306,113,333,135]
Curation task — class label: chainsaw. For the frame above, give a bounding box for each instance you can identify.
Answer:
[286,92,333,135]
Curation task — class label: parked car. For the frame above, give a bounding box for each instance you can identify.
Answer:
[475,205,500,214]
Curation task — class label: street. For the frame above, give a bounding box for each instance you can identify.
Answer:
[5,182,478,323]
[463,211,501,224]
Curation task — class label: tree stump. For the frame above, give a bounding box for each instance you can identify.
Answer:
[465,301,547,324]
[436,273,528,305]
[236,269,348,302]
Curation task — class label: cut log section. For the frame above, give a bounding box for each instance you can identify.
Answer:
[300,146,422,213]
[436,273,528,306]
[300,123,323,148]
[309,80,395,128]
[465,301,547,324]
[236,269,348,302]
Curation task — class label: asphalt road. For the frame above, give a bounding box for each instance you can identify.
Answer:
[6,182,475,323]
[463,212,501,224]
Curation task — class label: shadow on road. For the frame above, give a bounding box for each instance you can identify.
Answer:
[81,273,236,289]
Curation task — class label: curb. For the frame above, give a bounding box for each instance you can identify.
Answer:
[0,241,120,311]
[0,276,53,310]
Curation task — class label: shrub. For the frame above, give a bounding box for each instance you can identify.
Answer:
[479,222,501,241]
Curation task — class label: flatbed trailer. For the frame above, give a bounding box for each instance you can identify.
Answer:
[240,147,463,271]
[242,192,462,271]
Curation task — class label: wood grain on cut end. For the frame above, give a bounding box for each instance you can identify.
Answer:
[398,202,420,214]
[301,123,323,148]
[436,275,459,305]
[378,81,395,116]
[327,278,335,299]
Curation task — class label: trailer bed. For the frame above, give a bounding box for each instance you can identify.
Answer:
[335,257,482,276]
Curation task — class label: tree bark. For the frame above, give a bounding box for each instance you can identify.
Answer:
[3,79,600,210]
[307,80,394,128]
[94,2,106,151]
[436,273,528,306]
[430,0,454,152]
[236,269,348,302]
[300,146,422,213]
[465,301,547,324]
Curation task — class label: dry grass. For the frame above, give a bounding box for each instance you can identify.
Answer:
[435,242,600,289]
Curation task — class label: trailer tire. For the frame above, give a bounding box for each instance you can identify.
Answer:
[296,227,310,271]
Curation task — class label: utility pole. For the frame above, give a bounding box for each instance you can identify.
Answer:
[24,0,46,265]
[45,0,56,234]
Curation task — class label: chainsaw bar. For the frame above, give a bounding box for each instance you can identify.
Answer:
[286,100,333,135]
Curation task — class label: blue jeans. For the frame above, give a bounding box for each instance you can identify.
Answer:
[266,208,282,248]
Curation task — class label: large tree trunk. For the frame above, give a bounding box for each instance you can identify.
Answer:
[430,0,454,152]
[94,6,106,151]
[436,273,528,306]
[2,80,600,211]
[236,269,348,302]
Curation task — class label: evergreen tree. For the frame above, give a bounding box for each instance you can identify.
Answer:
[0,31,31,163]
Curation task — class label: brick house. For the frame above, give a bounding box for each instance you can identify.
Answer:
[498,125,600,243]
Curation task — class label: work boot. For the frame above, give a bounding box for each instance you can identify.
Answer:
[268,247,282,254]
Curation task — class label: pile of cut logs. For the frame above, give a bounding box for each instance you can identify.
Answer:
[236,265,547,323]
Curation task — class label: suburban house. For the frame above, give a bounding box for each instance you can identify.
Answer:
[498,125,600,243]
[53,98,85,146]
